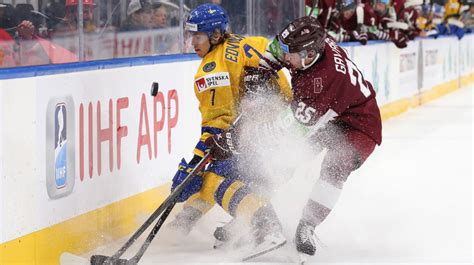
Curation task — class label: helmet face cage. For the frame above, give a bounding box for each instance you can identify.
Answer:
[185,3,228,38]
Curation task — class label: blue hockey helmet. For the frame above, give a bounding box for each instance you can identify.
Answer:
[185,4,228,38]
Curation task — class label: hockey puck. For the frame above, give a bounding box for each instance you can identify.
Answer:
[151,82,159,96]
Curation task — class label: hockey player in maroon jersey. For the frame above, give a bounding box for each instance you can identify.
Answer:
[306,0,338,29]
[338,0,373,44]
[206,16,382,259]
[319,0,370,44]
[392,0,423,39]
[369,0,410,48]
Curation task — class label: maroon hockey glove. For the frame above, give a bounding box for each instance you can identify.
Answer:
[243,67,279,96]
[351,31,368,45]
[204,128,240,160]
[390,30,408,49]
[405,29,418,40]
[368,29,390,41]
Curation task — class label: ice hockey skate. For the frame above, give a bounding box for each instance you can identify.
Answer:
[240,228,287,261]
[161,206,203,245]
[213,218,246,249]
[240,207,287,261]
[295,220,317,264]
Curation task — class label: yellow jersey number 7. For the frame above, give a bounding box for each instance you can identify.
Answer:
[210,88,216,105]
[244,44,263,59]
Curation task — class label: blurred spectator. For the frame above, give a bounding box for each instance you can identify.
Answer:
[306,0,338,29]
[424,0,467,39]
[445,0,462,18]
[44,1,66,36]
[326,0,370,44]
[16,4,43,33]
[151,2,169,29]
[444,0,466,38]
[150,1,180,54]
[342,0,375,44]
[0,3,17,37]
[0,12,16,67]
[122,0,153,31]
[460,1,474,30]
[51,0,97,36]
[392,0,423,39]
[369,0,409,48]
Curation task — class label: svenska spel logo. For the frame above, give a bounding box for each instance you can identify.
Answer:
[46,96,75,199]
[195,77,207,92]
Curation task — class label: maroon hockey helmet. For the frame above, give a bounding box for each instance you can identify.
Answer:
[277,16,326,58]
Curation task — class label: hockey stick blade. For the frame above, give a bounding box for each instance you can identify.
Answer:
[90,255,131,265]
[89,153,211,264]
[91,202,176,265]
[241,239,287,262]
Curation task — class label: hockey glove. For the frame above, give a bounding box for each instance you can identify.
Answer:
[351,31,368,45]
[328,30,351,43]
[368,29,390,41]
[434,23,448,36]
[171,158,204,202]
[405,29,418,40]
[268,36,284,62]
[448,24,465,40]
[243,67,279,96]
[260,36,285,72]
[390,30,408,49]
[204,128,240,161]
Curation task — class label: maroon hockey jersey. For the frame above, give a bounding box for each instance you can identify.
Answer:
[288,37,382,145]
[340,4,378,32]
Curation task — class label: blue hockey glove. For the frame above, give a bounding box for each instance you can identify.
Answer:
[434,23,448,36]
[171,158,203,202]
[449,25,465,40]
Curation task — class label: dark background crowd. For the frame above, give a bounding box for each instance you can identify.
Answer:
[0,0,473,68]
[306,0,474,48]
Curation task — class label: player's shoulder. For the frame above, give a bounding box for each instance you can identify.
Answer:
[322,37,349,62]
[221,34,267,52]
[239,35,269,49]
[196,54,226,76]
[314,38,350,79]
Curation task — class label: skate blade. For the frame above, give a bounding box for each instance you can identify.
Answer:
[242,239,287,261]
[89,254,132,265]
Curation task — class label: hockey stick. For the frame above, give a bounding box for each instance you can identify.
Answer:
[90,203,176,265]
[90,153,212,265]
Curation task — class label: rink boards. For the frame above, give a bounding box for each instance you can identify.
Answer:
[0,34,473,264]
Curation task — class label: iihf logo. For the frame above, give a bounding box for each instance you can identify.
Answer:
[54,103,67,189]
[46,96,75,199]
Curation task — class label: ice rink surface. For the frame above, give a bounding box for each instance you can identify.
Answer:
[83,86,473,265]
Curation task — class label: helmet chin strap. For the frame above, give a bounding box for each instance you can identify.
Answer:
[299,53,320,70]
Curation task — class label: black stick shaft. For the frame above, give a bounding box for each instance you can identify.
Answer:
[128,200,177,264]
[103,153,211,264]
